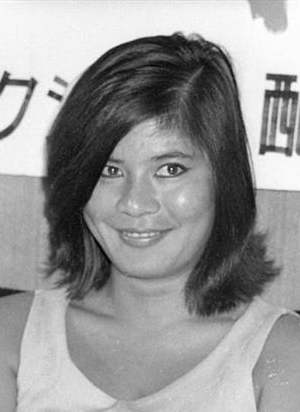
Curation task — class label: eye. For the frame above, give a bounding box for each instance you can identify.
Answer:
[101,165,123,178]
[156,163,188,178]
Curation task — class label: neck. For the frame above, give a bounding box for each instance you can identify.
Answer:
[101,268,194,330]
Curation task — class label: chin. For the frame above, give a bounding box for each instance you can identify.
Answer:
[115,263,166,280]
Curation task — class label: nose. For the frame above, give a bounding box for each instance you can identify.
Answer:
[116,176,160,217]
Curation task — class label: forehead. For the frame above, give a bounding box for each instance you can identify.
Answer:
[111,119,198,158]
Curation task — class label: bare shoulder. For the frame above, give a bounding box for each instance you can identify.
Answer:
[255,312,300,412]
[0,292,34,369]
[0,291,34,411]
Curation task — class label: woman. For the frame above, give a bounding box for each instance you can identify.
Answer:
[0,33,299,411]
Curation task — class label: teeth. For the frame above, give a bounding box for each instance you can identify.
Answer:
[122,231,160,239]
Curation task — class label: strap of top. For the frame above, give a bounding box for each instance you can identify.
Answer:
[226,297,291,371]
[17,288,67,399]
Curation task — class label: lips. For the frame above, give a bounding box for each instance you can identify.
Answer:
[118,229,171,248]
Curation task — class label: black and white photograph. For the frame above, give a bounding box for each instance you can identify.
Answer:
[0,1,300,410]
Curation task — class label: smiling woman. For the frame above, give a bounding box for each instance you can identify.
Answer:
[83,121,215,283]
[0,32,300,412]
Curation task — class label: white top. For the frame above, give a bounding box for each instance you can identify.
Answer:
[16,288,289,412]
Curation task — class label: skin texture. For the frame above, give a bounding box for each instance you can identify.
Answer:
[0,292,34,411]
[253,313,300,411]
[84,119,215,284]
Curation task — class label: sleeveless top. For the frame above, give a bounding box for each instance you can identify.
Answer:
[16,288,290,412]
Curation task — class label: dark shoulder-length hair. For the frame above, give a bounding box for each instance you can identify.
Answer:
[44,32,278,315]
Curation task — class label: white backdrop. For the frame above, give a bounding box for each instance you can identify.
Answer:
[0,0,300,190]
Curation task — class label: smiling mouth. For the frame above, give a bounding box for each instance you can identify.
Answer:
[118,229,171,247]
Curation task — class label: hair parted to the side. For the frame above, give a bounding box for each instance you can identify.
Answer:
[44,32,279,316]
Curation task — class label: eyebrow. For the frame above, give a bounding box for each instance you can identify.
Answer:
[151,151,194,161]
[108,151,194,163]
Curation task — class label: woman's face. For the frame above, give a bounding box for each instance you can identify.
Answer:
[84,119,215,281]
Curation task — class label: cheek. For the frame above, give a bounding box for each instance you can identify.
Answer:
[83,189,116,251]
[84,184,116,220]
[83,194,109,241]
[165,179,215,222]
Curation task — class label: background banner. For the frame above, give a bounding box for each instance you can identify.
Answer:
[0,0,300,190]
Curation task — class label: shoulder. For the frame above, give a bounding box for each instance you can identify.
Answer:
[254,310,300,412]
[0,291,34,411]
[0,292,34,370]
